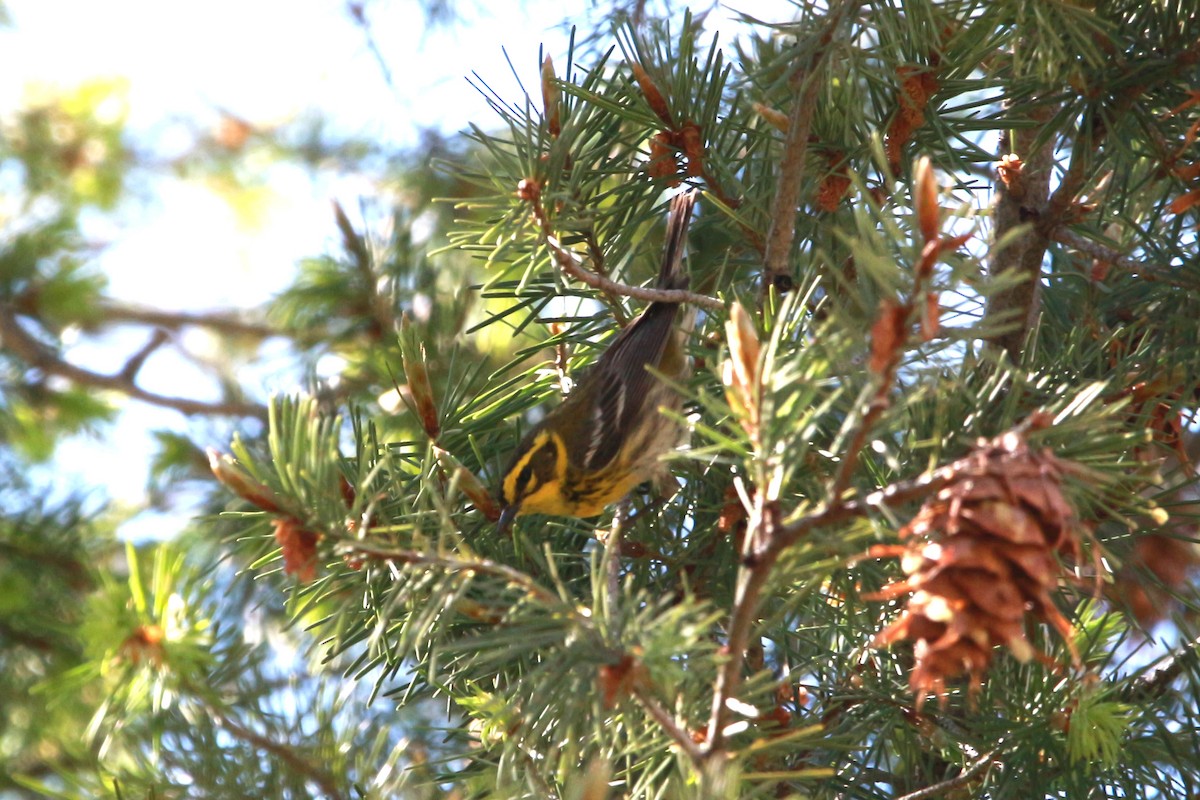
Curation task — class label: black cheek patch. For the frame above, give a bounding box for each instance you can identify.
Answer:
[517,464,534,495]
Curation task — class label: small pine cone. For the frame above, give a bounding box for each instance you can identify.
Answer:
[815,150,851,212]
[647,131,681,185]
[274,517,321,583]
[1110,532,1200,627]
[870,429,1086,706]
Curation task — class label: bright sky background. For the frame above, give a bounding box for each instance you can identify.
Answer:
[0,0,789,537]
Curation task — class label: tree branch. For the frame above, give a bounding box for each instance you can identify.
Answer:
[119,329,169,381]
[1121,633,1200,703]
[761,1,856,295]
[93,300,280,338]
[631,683,705,765]
[1051,228,1187,286]
[522,186,724,312]
[340,540,568,611]
[202,698,347,800]
[894,748,998,800]
[0,305,267,419]
[984,101,1059,360]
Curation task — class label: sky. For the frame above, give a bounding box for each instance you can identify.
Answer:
[0,0,789,536]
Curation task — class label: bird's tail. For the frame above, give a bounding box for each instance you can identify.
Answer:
[657,190,695,292]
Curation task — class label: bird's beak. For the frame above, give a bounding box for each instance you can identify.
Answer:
[496,503,519,535]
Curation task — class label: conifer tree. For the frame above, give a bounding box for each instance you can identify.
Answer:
[4,1,1200,798]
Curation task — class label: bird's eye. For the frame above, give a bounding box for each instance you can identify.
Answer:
[517,464,533,491]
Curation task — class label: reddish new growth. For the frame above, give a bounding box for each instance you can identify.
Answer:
[885,64,941,171]
[274,517,321,583]
[815,149,851,212]
[119,624,166,667]
[1113,533,1200,627]
[869,426,1087,706]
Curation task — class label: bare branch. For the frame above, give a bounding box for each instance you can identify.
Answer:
[94,300,280,338]
[0,305,267,419]
[524,190,724,311]
[1121,633,1200,704]
[1051,228,1186,285]
[984,101,1059,360]
[761,1,856,295]
[119,329,169,381]
[895,748,998,800]
[201,696,348,800]
[631,683,705,765]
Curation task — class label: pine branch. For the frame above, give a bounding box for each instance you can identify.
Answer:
[1121,633,1200,703]
[895,747,998,800]
[521,184,724,311]
[985,101,1058,360]
[93,300,280,338]
[0,304,268,419]
[201,697,347,800]
[340,540,571,612]
[761,0,857,295]
[631,682,705,764]
[704,406,1049,760]
[1052,228,1188,286]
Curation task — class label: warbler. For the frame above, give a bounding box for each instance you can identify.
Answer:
[496,191,696,531]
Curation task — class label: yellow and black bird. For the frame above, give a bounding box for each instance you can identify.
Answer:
[496,191,696,531]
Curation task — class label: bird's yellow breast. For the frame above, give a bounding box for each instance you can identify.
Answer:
[506,431,646,519]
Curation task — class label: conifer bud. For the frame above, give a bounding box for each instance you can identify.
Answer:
[723,302,762,435]
[752,102,789,133]
[399,315,440,439]
[541,55,561,138]
[434,445,501,521]
[273,517,320,583]
[868,299,905,375]
[207,447,281,513]
[631,62,673,126]
[914,155,940,243]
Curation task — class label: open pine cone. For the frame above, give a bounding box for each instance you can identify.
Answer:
[870,428,1087,705]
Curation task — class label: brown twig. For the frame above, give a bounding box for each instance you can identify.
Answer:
[201,697,348,800]
[583,229,630,325]
[119,329,169,381]
[346,1,397,95]
[894,747,998,800]
[523,189,724,311]
[1121,633,1200,703]
[0,305,267,419]
[769,459,959,559]
[93,300,280,338]
[1051,228,1182,284]
[340,540,567,610]
[984,102,1059,360]
[761,1,856,296]
[603,505,628,622]
[631,683,706,765]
